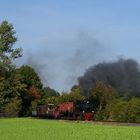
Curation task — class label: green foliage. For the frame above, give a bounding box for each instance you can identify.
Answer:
[107,98,140,122]
[111,99,128,122]
[94,109,108,121]
[127,98,140,122]
[0,21,17,52]
[68,87,85,102]
[40,86,60,104]
[4,97,21,115]
[17,65,42,89]
[45,92,69,106]
[92,81,117,110]
[45,96,60,106]
[31,99,39,110]
[0,21,22,76]
[0,20,23,113]
[55,87,85,104]
[16,65,43,116]
[42,87,59,98]
[59,92,71,103]
[0,71,26,113]
[44,87,85,107]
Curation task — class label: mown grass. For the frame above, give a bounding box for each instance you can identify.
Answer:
[0,118,140,140]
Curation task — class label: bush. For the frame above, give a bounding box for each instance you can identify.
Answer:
[127,98,140,122]
[4,97,21,116]
[111,100,128,122]
[108,98,140,122]
[94,109,108,121]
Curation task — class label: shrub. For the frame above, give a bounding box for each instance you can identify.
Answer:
[94,109,108,121]
[127,98,140,122]
[4,97,21,116]
[111,100,128,122]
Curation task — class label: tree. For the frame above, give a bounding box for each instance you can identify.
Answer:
[111,99,128,122]
[49,87,85,105]
[41,86,59,98]
[28,85,41,100]
[40,86,60,104]
[68,87,85,102]
[17,65,43,116]
[17,65,42,89]
[127,98,140,122]
[0,21,22,77]
[0,69,26,113]
[45,96,60,106]
[0,21,23,113]
[4,97,21,116]
[92,81,117,110]
[106,97,140,122]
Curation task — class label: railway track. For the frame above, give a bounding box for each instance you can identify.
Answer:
[58,120,140,126]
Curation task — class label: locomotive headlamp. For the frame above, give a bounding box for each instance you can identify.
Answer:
[92,111,94,113]
[83,111,85,113]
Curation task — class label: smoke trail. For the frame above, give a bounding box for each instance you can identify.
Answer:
[17,32,114,92]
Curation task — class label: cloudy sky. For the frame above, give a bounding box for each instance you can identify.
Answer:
[0,0,140,92]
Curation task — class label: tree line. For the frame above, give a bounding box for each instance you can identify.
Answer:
[0,20,140,122]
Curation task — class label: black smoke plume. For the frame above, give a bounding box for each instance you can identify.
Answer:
[78,59,140,96]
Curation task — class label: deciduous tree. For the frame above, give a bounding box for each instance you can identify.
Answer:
[92,81,117,110]
[0,21,23,113]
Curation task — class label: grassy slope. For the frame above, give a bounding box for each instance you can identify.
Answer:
[0,118,140,140]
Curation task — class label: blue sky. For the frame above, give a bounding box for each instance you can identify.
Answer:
[0,0,140,92]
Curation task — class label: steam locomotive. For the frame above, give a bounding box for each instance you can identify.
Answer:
[33,100,94,121]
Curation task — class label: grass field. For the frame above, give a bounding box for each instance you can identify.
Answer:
[0,118,140,140]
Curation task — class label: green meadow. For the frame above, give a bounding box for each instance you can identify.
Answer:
[0,118,140,140]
